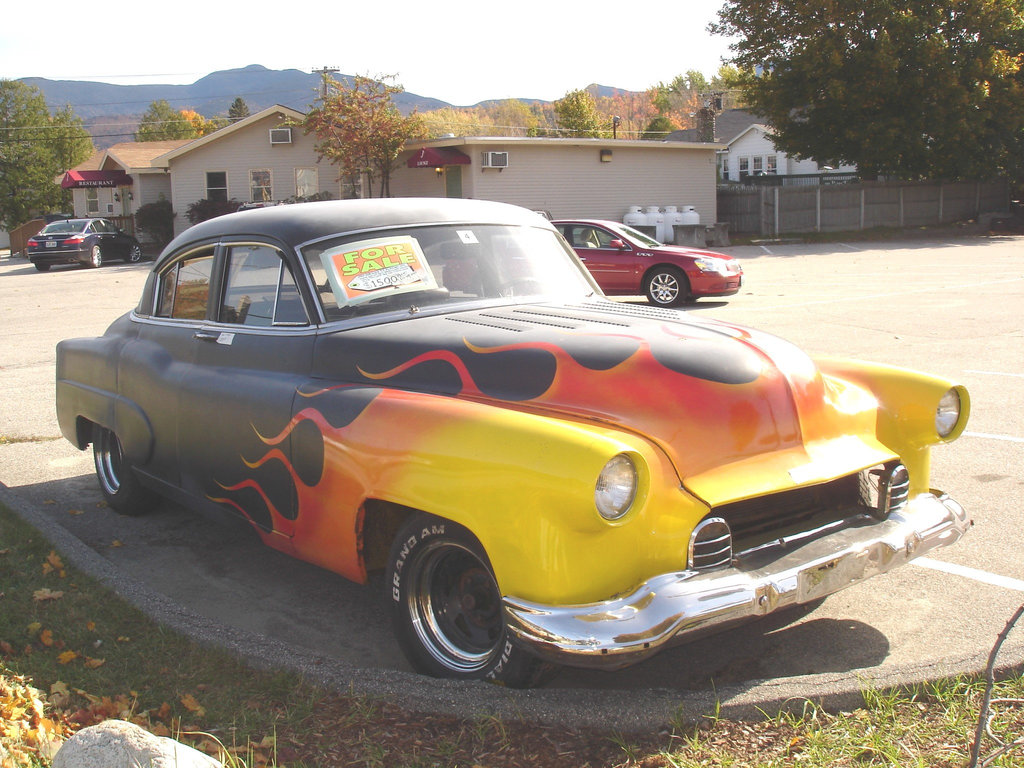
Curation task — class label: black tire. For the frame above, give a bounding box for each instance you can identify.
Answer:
[92,424,156,515]
[34,263,51,272]
[644,266,690,307]
[386,514,558,687]
[89,244,102,268]
[128,243,143,263]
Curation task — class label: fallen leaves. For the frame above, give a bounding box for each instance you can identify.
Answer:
[0,672,70,765]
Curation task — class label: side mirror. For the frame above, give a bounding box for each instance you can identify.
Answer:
[609,239,627,250]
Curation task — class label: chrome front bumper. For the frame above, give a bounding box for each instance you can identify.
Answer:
[503,492,969,670]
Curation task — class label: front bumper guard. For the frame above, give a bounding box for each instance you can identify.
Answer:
[503,491,969,670]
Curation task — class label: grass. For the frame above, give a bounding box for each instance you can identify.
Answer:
[2,499,1023,767]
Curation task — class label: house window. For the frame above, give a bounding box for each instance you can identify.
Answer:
[206,171,228,202]
[767,156,778,174]
[295,168,318,199]
[738,157,749,179]
[250,169,272,203]
[86,188,99,214]
[752,156,763,174]
[720,157,730,180]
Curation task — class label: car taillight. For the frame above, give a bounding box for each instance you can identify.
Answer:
[27,238,38,246]
[62,235,85,245]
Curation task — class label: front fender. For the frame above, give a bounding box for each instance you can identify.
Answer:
[813,356,970,493]
[286,385,704,605]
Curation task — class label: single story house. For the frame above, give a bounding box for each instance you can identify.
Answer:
[392,136,720,227]
[60,105,724,242]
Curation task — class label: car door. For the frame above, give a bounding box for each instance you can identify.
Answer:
[174,242,315,538]
[97,219,128,260]
[563,224,640,293]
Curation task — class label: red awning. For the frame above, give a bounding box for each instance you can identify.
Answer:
[61,170,133,189]
[407,147,471,168]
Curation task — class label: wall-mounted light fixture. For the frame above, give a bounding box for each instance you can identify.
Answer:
[435,167,444,176]
[600,149,613,163]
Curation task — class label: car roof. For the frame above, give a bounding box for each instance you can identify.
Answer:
[159,198,554,264]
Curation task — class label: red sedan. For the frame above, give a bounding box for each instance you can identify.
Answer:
[553,219,742,307]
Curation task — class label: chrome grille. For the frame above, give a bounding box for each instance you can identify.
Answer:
[688,517,732,570]
[709,463,907,552]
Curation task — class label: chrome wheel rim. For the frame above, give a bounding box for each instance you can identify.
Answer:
[407,540,502,672]
[94,429,122,495]
[90,245,102,268]
[649,272,680,304]
[129,244,142,262]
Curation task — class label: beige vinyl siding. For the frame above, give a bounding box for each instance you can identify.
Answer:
[168,116,341,236]
[394,140,718,226]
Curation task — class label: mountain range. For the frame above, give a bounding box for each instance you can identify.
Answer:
[19,65,630,150]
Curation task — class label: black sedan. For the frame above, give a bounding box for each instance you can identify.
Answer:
[27,218,143,272]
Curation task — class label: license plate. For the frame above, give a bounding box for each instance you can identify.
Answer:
[46,241,56,248]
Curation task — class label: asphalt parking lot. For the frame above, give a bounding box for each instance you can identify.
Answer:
[1,235,1022,729]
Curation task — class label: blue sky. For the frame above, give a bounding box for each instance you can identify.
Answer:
[1,0,737,105]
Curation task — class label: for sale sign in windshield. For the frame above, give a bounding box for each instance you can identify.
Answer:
[321,236,438,306]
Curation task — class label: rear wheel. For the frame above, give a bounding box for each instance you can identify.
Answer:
[92,425,156,515]
[644,266,690,307]
[386,514,557,687]
[88,245,103,268]
[34,263,51,272]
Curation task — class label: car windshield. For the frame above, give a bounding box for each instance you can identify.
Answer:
[615,223,662,247]
[301,223,599,322]
[39,220,88,235]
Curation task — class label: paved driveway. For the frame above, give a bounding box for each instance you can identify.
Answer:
[1,236,1021,728]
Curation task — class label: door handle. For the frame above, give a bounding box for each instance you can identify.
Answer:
[193,330,220,341]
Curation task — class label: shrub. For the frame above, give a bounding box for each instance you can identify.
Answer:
[133,197,176,246]
[186,198,242,225]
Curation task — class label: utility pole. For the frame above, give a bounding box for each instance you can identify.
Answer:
[313,66,340,99]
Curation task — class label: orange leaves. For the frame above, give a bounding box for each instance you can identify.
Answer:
[41,551,65,578]
[180,693,206,718]
[32,588,63,602]
[0,672,71,765]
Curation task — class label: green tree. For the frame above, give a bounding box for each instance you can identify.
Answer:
[136,99,200,141]
[712,0,1024,180]
[0,80,93,229]
[227,97,251,122]
[554,89,607,137]
[301,74,425,197]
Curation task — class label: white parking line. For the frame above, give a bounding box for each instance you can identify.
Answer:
[914,558,1024,593]
[964,431,1024,444]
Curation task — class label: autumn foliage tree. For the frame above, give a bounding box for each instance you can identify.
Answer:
[135,100,200,141]
[713,0,1024,181]
[301,74,425,197]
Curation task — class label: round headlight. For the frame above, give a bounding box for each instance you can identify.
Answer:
[936,388,962,438]
[595,454,637,520]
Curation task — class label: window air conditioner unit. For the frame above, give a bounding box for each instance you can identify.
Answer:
[269,128,293,145]
[481,151,509,168]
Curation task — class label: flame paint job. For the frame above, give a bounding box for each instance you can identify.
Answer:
[195,303,948,605]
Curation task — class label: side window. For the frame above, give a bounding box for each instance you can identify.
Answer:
[220,245,308,327]
[156,250,215,320]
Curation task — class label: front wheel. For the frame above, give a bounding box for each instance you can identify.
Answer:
[386,514,557,687]
[88,245,103,268]
[92,425,156,515]
[644,266,690,307]
[128,243,143,263]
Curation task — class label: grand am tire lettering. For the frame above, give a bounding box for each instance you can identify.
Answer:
[390,524,446,601]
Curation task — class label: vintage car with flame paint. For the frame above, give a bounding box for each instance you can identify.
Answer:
[56,199,970,687]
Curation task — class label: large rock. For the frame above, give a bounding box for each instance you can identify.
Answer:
[53,719,221,768]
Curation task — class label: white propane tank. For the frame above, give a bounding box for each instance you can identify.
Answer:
[680,205,700,225]
[644,206,665,241]
[663,205,683,243]
[623,205,645,228]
